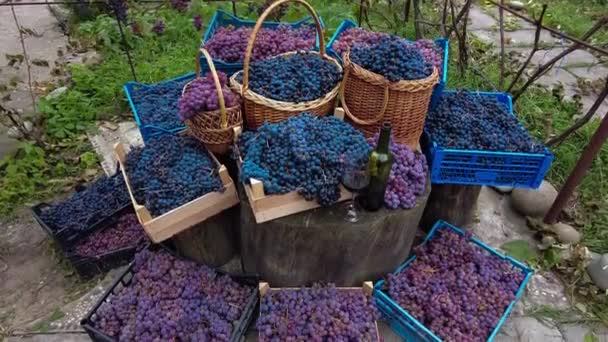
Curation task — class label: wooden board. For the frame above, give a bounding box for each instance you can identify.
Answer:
[258,281,380,341]
[114,142,240,243]
[233,125,352,224]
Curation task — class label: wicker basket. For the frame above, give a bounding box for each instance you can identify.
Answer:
[229,0,342,130]
[182,48,243,155]
[340,50,439,149]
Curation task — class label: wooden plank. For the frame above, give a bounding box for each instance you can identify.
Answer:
[250,179,265,199]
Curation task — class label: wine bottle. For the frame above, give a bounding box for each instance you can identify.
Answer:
[364,123,394,211]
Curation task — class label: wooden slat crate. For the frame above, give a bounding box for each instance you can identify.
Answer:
[114,142,240,243]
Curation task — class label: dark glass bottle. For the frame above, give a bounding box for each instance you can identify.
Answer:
[364,123,394,211]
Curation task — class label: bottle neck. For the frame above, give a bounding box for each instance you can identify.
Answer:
[377,127,391,154]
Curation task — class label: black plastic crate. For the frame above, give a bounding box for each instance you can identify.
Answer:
[80,246,259,342]
[65,207,147,279]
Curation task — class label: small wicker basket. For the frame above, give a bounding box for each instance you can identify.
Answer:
[229,0,342,130]
[340,49,439,149]
[182,48,243,155]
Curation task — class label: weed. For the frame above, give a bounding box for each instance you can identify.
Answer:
[31,308,65,332]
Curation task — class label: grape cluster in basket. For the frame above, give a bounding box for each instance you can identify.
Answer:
[238,113,371,206]
[368,136,428,209]
[204,25,316,63]
[425,91,546,153]
[39,174,130,234]
[73,213,146,258]
[235,52,341,102]
[178,71,239,121]
[92,248,255,341]
[125,135,223,217]
[386,227,525,341]
[412,39,444,77]
[130,78,188,131]
[258,284,379,341]
[351,37,434,82]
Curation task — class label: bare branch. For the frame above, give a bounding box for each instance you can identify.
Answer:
[445,0,472,37]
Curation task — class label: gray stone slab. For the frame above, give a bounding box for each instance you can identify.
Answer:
[536,67,578,87]
[494,317,564,342]
[522,272,571,311]
[0,130,19,159]
[558,323,608,342]
[471,27,558,47]
[580,94,608,119]
[469,6,498,30]
[567,65,608,81]
[6,333,90,342]
[531,48,600,67]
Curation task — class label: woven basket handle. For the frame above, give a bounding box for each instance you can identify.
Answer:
[241,0,325,94]
[340,51,389,126]
[196,48,228,128]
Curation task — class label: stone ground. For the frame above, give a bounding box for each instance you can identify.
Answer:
[468,4,608,118]
[1,2,608,342]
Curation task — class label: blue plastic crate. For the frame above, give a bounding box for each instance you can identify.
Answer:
[326,19,448,111]
[424,91,554,188]
[201,10,324,74]
[374,220,533,342]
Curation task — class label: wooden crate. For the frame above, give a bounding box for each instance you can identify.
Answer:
[258,281,381,341]
[234,126,352,224]
[114,142,240,243]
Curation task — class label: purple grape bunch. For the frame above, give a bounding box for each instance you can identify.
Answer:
[152,20,165,35]
[203,25,316,63]
[178,71,239,121]
[412,39,444,77]
[258,283,379,341]
[73,213,146,258]
[386,227,526,341]
[39,174,130,234]
[235,52,342,102]
[193,14,203,31]
[425,90,546,153]
[92,248,255,341]
[368,136,428,209]
[169,0,189,11]
[125,135,223,217]
[351,37,434,82]
[332,27,389,55]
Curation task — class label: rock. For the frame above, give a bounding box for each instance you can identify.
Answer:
[522,272,570,311]
[538,235,557,250]
[45,86,67,100]
[510,181,558,218]
[494,317,563,342]
[587,254,608,290]
[7,120,33,139]
[550,222,581,244]
[493,186,514,194]
[506,0,525,10]
[558,323,605,342]
[84,51,103,66]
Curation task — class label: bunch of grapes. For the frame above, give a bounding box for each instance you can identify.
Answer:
[235,52,342,102]
[425,91,546,153]
[257,0,289,21]
[258,283,379,341]
[332,27,389,55]
[412,39,444,77]
[204,25,316,63]
[368,136,428,209]
[239,113,371,206]
[109,0,128,23]
[386,227,526,341]
[152,20,165,35]
[178,71,239,121]
[73,213,146,258]
[130,77,189,131]
[39,174,130,234]
[193,14,203,31]
[125,135,223,217]
[169,0,189,11]
[92,248,255,341]
[351,37,434,82]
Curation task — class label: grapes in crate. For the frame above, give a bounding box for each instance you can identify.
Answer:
[258,283,379,341]
[39,173,130,234]
[425,90,546,153]
[130,77,189,131]
[91,248,255,341]
[73,213,146,258]
[386,227,526,341]
[368,135,428,209]
[178,71,239,121]
[125,135,223,217]
[238,113,371,206]
[204,25,316,63]
[235,51,342,102]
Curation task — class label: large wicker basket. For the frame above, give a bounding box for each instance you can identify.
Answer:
[341,50,439,149]
[229,0,342,130]
[182,48,242,155]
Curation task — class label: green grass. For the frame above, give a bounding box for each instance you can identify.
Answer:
[31,308,65,332]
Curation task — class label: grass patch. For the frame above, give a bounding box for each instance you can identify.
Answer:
[31,308,65,332]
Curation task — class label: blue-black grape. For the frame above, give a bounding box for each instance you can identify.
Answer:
[124,135,223,217]
[129,77,189,132]
[92,248,255,341]
[238,113,371,206]
[425,90,546,153]
[258,283,379,341]
[235,52,342,102]
[39,173,130,234]
[386,227,526,341]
